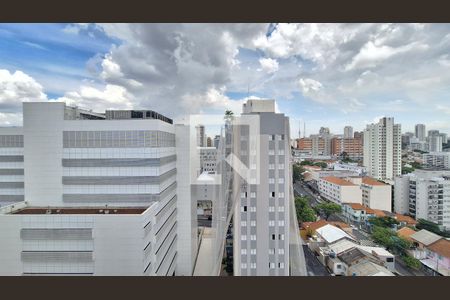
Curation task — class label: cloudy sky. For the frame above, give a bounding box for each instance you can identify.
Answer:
[1,23,450,137]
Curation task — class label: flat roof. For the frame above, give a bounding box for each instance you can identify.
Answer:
[11,207,148,215]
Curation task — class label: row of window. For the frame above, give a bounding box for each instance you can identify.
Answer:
[241,248,285,255]
[240,262,285,269]
[268,164,285,169]
[241,206,285,213]
[268,150,285,155]
[241,191,286,199]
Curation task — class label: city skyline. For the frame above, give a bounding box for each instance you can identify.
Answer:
[1,24,450,137]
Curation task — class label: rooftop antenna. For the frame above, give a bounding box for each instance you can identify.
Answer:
[304,122,306,138]
[298,120,301,139]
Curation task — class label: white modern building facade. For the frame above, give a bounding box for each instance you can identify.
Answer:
[233,99,291,276]
[0,102,179,275]
[318,176,362,205]
[394,169,450,231]
[423,152,450,169]
[363,117,401,181]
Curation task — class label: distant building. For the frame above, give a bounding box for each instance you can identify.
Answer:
[206,136,212,147]
[344,126,353,139]
[199,147,217,173]
[429,135,443,152]
[415,124,426,142]
[213,135,221,149]
[422,152,450,169]
[196,124,206,147]
[331,137,363,160]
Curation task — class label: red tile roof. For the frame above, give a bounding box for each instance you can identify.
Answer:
[427,239,450,258]
[322,176,356,186]
[395,214,417,225]
[362,177,388,186]
[397,227,417,242]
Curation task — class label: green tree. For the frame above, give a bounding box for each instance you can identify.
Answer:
[224,110,234,123]
[315,202,342,220]
[369,216,399,228]
[402,255,421,270]
[292,163,305,183]
[416,219,450,237]
[371,226,396,250]
[402,166,415,174]
[295,196,317,223]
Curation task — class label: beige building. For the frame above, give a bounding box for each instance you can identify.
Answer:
[360,177,392,212]
[318,176,362,205]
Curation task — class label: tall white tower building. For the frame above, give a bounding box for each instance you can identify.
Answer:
[415,124,426,142]
[363,117,401,181]
[233,99,291,276]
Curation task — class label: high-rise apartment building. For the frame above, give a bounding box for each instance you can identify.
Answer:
[196,124,206,147]
[363,117,401,181]
[344,126,353,139]
[0,102,178,275]
[423,152,450,169]
[429,135,443,152]
[331,137,363,160]
[213,135,221,149]
[394,169,450,231]
[233,99,291,276]
[415,124,426,142]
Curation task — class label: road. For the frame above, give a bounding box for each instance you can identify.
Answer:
[302,245,331,276]
[289,185,308,276]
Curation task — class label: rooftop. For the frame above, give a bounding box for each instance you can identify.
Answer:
[322,176,356,186]
[395,214,417,225]
[426,239,450,258]
[345,203,367,211]
[348,260,394,276]
[10,207,148,215]
[302,219,329,232]
[362,177,388,186]
[338,247,367,265]
[410,229,443,246]
[397,227,417,241]
[316,224,355,244]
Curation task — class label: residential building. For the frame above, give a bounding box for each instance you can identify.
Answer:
[415,124,426,142]
[318,176,362,205]
[342,203,374,223]
[331,137,363,160]
[344,126,353,139]
[233,99,291,276]
[353,131,363,140]
[429,135,443,152]
[196,124,206,147]
[409,229,450,276]
[402,132,414,149]
[394,169,450,231]
[199,147,218,173]
[423,152,450,169]
[360,177,392,212]
[0,102,178,275]
[213,135,221,149]
[363,117,401,181]
[333,162,366,176]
